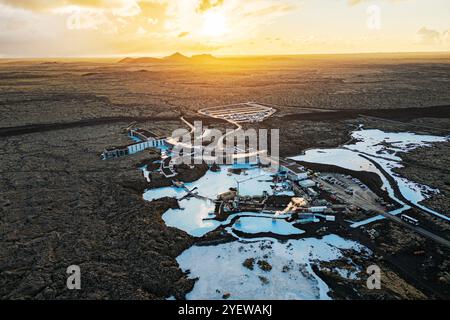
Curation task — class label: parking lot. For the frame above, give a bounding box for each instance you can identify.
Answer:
[316,173,388,213]
[198,102,276,123]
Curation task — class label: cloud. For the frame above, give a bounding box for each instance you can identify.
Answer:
[0,0,301,57]
[347,0,408,5]
[147,17,158,25]
[65,9,111,30]
[196,0,224,13]
[0,0,129,11]
[163,0,297,38]
[243,2,295,17]
[417,27,449,45]
[417,27,441,44]
[347,0,363,5]
[178,31,190,38]
[443,30,450,43]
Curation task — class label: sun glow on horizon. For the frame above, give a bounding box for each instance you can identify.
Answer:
[201,11,228,38]
[0,0,449,57]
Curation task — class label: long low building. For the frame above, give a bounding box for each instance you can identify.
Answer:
[279,160,308,181]
[128,139,166,154]
[101,145,130,160]
[101,138,167,160]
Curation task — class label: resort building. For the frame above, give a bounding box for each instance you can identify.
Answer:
[298,179,316,188]
[280,161,308,181]
[101,128,167,160]
[161,156,177,178]
[101,146,130,160]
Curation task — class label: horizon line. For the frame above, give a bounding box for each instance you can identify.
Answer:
[1,50,450,61]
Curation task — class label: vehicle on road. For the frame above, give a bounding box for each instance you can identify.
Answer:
[401,214,420,226]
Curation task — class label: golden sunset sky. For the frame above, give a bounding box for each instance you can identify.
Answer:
[0,0,449,57]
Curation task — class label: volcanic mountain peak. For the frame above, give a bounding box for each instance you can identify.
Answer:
[164,52,190,61]
[119,57,161,64]
[119,52,218,64]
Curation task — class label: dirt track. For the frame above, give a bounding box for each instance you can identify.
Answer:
[0,116,180,138]
[279,105,450,124]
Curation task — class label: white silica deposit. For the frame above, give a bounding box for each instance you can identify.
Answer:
[177,235,366,300]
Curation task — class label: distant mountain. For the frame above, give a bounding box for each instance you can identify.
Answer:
[163,52,190,62]
[191,54,218,63]
[119,57,162,64]
[118,52,219,64]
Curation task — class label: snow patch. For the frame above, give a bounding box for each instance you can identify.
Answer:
[177,235,366,300]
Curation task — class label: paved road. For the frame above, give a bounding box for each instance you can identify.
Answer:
[180,116,195,134]
[216,119,242,151]
[380,211,450,248]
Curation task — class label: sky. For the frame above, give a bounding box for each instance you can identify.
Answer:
[0,0,449,57]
